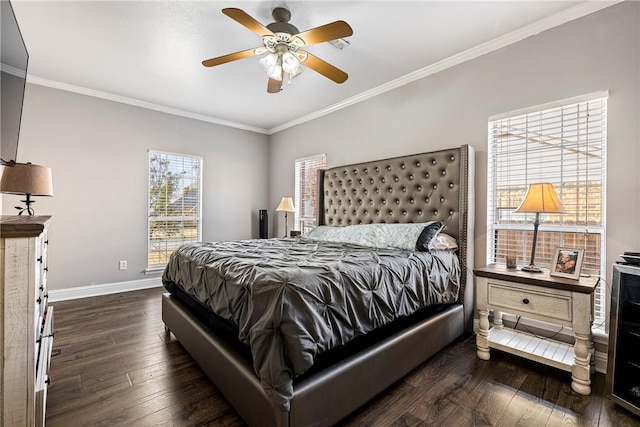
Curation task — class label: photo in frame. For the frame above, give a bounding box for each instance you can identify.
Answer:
[550,248,584,280]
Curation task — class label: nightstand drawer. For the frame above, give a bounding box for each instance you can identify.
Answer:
[488,282,572,322]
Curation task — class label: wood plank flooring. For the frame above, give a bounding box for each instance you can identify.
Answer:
[46,287,640,426]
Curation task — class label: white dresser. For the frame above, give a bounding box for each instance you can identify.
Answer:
[0,215,53,427]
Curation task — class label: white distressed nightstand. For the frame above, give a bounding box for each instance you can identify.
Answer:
[474,264,599,395]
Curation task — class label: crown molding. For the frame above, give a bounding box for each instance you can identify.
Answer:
[268,0,622,135]
[0,63,26,78]
[25,74,270,135]
[24,0,622,137]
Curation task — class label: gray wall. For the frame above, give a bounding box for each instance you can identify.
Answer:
[3,2,638,295]
[269,2,640,287]
[4,84,269,289]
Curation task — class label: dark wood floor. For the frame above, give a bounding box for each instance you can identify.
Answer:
[46,287,640,426]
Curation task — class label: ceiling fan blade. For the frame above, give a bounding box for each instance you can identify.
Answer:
[300,51,348,84]
[202,48,260,67]
[294,21,353,46]
[222,8,275,38]
[267,78,283,93]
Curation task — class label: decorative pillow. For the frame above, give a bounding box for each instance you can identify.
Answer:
[415,221,446,252]
[306,222,440,251]
[305,225,341,241]
[429,233,458,250]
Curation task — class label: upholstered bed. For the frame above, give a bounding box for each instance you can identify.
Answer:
[161,145,475,426]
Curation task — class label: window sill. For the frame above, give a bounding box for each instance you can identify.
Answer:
[592,325,608,345]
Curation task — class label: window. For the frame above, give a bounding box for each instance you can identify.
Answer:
[294,154,326,235]
[487,92,607,325]
[148,151,202,269]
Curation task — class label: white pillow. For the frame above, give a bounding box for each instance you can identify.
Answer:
[429,233,458,250]
[305,222,440,251]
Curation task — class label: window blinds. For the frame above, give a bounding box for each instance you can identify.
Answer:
[148,151,202,268]
[294,154,326,235]
[487,93,607,324]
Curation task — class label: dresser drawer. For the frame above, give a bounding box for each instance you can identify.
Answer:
[35,231,49,323]
[488,282,572,322]
[35,378,49,427]
[35,307,53,426]
[36,307,54,376]
[35,334,52,427]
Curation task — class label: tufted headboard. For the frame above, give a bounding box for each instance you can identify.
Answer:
[317,145,475,332]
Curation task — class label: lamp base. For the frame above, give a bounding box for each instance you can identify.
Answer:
[521,264,543,273]
[15,194,35,216]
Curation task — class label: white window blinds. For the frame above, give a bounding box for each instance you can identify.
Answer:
[487,93,607,325]
[148,151,202,268]
[294,154,326,235]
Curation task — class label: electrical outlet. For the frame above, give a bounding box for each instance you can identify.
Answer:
[119,260,127,270]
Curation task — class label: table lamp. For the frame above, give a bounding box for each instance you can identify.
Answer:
[515,183,565,273]
[276,196,295,238]
[0,162,53,215]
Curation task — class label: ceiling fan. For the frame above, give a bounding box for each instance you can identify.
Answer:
[202,7,353,93]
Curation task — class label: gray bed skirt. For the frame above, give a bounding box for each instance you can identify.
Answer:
[162,293,464,427]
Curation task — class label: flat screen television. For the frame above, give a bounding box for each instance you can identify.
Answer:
[1,0,29,166]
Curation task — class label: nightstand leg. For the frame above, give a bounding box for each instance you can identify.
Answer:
[571,331,592,395]
[492,310,504,329]
[477,309,491,360]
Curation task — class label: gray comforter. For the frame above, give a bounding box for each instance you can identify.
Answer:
[162,238,460,410]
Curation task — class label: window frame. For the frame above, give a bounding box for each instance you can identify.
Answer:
[486,91,608,328]
[294,153,326,235]
[146,150,203,272]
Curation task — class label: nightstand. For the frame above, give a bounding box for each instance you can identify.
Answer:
[475,264,599,395]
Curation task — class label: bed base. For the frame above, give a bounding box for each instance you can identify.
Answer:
[162,293,464,427]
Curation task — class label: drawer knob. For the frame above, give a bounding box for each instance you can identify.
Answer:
[44,267,49,272]
[37,256,43,263]
[523,298,530,304]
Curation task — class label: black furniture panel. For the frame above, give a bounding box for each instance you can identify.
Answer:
[607,264,640,417]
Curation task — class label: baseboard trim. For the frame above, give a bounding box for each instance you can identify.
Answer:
[594,349,608,375]
[48,277,163,302]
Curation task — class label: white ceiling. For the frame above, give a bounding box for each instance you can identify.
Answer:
[10,1,618,134]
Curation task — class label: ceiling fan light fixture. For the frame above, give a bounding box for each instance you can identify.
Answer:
[290,66,303,79]
[268,64,283,81]
[287,66,303,86]
[258,52,278,74]
[282,51,300,74]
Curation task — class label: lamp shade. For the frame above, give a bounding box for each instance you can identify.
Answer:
[515,183,565,214]
[276,196,295,212]
[0,162,53,196]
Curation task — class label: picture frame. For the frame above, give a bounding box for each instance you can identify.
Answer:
[550,247,584,280]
